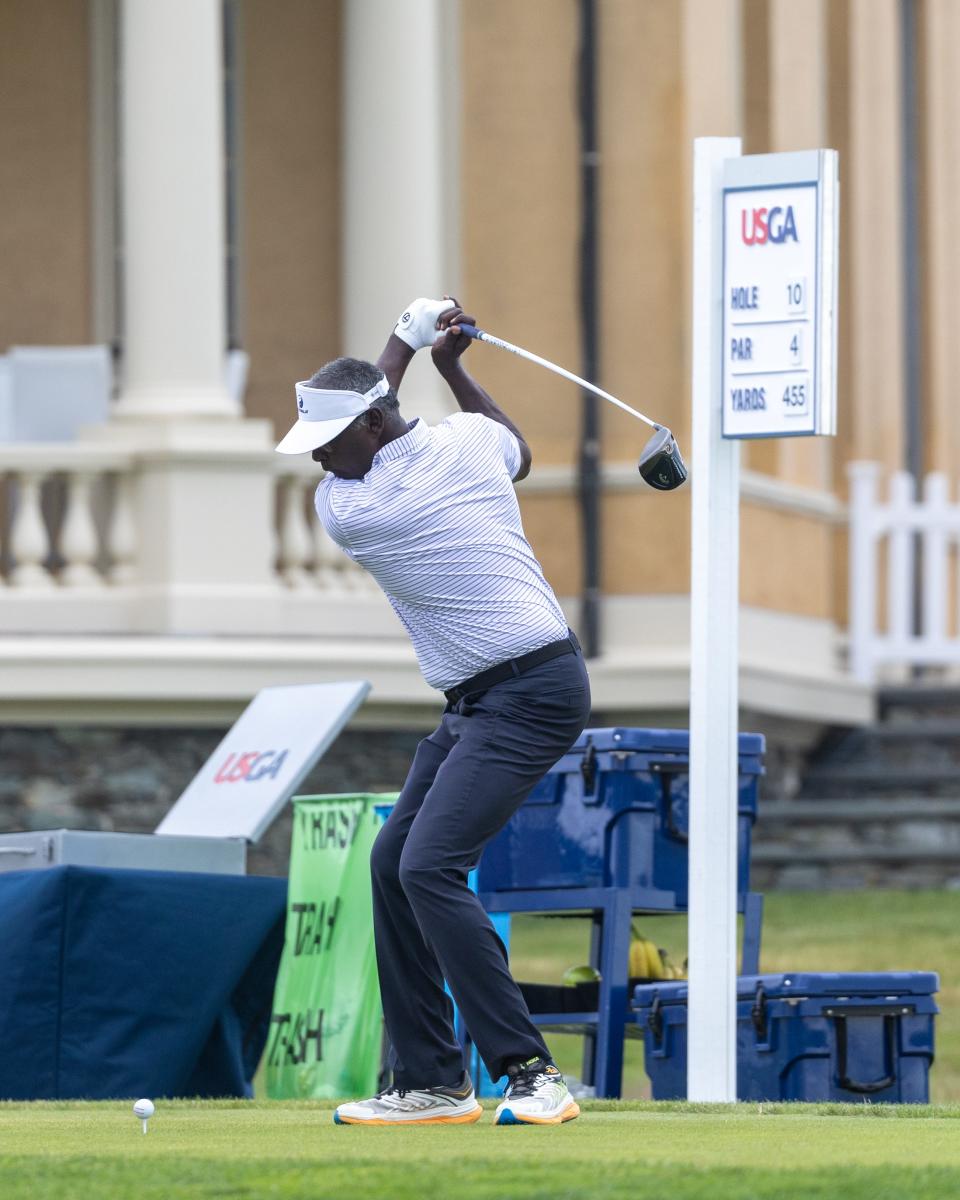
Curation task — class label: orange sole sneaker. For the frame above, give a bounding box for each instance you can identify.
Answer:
[334,1105,483,1126]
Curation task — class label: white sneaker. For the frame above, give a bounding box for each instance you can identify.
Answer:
[494,1057,581,1125]
[334,1072,482,1126]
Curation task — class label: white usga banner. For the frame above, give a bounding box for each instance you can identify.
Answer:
[156,681,370,843]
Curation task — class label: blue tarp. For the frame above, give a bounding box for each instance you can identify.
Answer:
[0,865,286,1099]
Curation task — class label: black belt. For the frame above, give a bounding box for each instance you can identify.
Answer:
[443,632,580,705]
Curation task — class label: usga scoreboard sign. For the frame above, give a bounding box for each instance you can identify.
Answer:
[722,149,839,438]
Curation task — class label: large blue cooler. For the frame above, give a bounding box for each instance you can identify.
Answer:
[634,972,939,1102]
[476,727,763,905]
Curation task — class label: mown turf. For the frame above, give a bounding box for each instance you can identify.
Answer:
[2,1101,960,1200]
[507,889,960,1099]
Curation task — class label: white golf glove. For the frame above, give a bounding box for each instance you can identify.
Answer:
[393,297,457,351]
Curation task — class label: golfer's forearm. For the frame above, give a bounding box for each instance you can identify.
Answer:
[376,335,416,394]
[436,362,530,454]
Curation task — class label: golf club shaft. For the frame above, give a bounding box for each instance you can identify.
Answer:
[457,324,659,430]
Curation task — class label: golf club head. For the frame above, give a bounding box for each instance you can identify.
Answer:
[638,427,687,491]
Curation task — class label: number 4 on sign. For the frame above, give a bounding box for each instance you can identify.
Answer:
[789,332,801,364]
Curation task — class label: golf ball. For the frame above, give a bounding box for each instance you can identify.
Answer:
[133,1099,155,1120]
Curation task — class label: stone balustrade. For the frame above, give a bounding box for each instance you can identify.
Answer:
[274,459,376,594]
[0,446,136,590]
[0,445,373,631]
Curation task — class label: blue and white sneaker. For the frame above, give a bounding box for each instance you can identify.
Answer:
[494,1057,580,1125]
[334,1072,482,1126]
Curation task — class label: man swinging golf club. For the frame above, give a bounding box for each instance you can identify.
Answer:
[276,297,590,1126]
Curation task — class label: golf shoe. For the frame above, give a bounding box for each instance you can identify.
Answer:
[333,1072,482,1126]
[494,1057,580,1125]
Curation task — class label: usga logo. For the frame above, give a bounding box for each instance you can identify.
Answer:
[741,205,798,245]
[213,749,289,784]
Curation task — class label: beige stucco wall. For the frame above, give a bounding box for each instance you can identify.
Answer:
[460,1,581,473]
[462,1,691,598]
[8,0,959,640]
[241,0,342,433]
[597,0,685,460]
[0,0,90,347]
[460,0,836,621]
[741,505,833,617]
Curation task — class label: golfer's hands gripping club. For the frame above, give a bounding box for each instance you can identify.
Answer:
[431,300,476,374]
[393,297,462,351]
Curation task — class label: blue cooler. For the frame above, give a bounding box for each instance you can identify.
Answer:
[477,727,763,906]
[634,972,939,1102]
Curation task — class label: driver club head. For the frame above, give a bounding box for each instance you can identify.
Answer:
[638,427,687,491]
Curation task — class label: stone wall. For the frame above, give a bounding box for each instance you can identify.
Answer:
[11,720,953,891]
[0,726,423,877]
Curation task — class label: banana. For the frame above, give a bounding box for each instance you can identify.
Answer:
[632,935,665,979]
[629,927,681,980]
[646,940,667,980]
[629,934,649,978]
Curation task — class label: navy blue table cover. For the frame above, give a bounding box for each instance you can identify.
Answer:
[0,865,286,1099]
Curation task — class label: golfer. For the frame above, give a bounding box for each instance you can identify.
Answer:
[276,297,591,1126]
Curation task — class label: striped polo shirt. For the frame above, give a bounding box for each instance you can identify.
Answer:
[314,411,568,691]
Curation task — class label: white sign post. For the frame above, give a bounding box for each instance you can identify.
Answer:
[689,136,742,1104]
[688,141,838,1102]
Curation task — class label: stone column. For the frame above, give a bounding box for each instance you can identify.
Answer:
[114,0,237,419]
[342,0,461,425]
[94,0,277,635]
[769,0,832,491]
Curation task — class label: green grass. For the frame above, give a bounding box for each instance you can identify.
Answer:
[7,891,960,1198]
[507,890,960,1100]
[3,1100,960,1200]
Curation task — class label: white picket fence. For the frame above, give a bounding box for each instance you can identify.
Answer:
[848,461,960,682]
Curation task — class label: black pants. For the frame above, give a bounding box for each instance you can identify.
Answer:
[370,645,591,1089]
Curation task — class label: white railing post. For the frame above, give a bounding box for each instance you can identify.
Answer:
[887,471,915,663]
[922,472,949,655]
[848,461,882,682]
[278,475,312,589]
[108,473,138,585]
[59,471,103,587]
[312,518,344,591]
[9,472,55,589]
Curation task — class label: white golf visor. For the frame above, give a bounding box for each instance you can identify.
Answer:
[274,376,391,455]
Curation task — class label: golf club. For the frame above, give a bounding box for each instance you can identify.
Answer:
[457,324,687,491]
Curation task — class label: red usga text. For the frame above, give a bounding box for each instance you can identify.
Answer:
[212,749,289,784]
